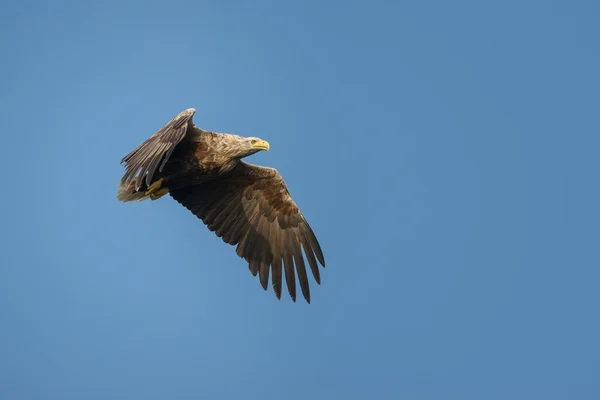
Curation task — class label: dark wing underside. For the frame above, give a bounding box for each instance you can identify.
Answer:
[169,162,325,303]
[120,108,197,191]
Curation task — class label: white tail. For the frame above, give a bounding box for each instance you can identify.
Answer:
[116,181,151,202]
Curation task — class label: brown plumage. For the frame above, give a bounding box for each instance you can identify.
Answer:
[117,108,325,303]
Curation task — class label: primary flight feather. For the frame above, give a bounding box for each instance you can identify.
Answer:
[117,108,325,303]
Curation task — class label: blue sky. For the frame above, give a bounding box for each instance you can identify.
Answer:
[1,0,599,399]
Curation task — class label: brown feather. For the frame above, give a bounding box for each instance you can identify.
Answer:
[168,161,325,303]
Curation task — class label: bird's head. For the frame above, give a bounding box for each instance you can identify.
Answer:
[220,134,270,160]
[244,136,270,155]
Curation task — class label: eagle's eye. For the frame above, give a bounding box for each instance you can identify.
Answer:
[251,139,257,144]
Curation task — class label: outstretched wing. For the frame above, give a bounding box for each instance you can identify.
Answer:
[120,108,198,191]
[169,161,325,303]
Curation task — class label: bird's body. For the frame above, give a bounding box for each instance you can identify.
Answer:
[117,108,325,303]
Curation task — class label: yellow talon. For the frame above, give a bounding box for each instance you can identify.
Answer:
[150,187,169,200]
[145,178,163,194]
[145,178,169,200]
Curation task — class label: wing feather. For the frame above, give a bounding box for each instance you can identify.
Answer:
[291,229,310,303]
[120,108,198,190]
[283,240,296,302]
[169,161,325,303]
[272,257,283,300]
[300,229,321,285]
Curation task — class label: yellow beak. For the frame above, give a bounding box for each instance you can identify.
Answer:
[252,139,270,151]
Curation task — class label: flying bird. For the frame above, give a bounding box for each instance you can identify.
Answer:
[117,108,325,303]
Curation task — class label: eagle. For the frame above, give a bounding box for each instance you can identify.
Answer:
[117,108,325,303]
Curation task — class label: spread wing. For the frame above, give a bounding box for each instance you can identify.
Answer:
[169,161,325,303]
[120,108,198,191]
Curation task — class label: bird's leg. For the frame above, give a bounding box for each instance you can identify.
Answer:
[145,178,170,200]
[150,187,169,200]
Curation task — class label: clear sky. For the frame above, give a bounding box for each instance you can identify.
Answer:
[1,1,599,399]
